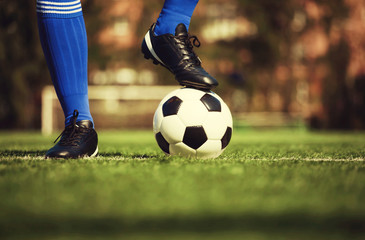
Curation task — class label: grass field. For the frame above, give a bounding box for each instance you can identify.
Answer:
[0,129,364,239]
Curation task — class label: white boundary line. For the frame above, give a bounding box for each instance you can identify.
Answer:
[3,156,364,161]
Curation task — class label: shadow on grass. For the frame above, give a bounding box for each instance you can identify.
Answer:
[0,212,364,238]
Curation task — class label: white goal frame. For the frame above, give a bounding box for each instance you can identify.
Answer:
[41,85,179,135]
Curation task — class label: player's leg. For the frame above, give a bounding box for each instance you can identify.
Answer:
[37,0,98,158]
[154,0,198,36]
[141,0,218,90]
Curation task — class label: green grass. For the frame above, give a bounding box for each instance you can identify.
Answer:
[0,129,364,240]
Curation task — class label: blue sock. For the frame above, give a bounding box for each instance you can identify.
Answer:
[37,0,93,127]
[154,0,199,36]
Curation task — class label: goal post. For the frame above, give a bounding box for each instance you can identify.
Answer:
[41,85,179,135]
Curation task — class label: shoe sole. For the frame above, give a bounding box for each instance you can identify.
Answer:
[142,31,213,91]
[45,145,98,159]
[89,145,98,158]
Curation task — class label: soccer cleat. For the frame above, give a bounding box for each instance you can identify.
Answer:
[45,110,98,159]
[142,23,218,90]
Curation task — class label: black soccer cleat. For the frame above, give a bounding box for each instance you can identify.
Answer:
[45,110,98,159]
[142,23,218,90]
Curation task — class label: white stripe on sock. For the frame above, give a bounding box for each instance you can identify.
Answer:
[144,31,165,65]
[37,0,80,6]
[36,8,82,14]
[36,3,81,10]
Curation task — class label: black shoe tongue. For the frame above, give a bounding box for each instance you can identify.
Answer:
[175,23,188,37]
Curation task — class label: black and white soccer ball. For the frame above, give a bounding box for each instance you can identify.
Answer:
[153,87,233,159]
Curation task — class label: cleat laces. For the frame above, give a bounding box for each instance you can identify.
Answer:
[176,34,202,66]
[53,110,88,146]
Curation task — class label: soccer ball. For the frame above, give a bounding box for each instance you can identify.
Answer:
[153,87,233,159]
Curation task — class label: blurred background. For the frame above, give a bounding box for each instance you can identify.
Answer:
[0,0,364,131]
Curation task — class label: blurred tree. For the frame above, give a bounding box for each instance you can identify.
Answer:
[214,0,298,112]
[0,1,45,129]
[303,0,351,129]
[0,0,362,130]
[353,75,365,128]
[0,0,103,129]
